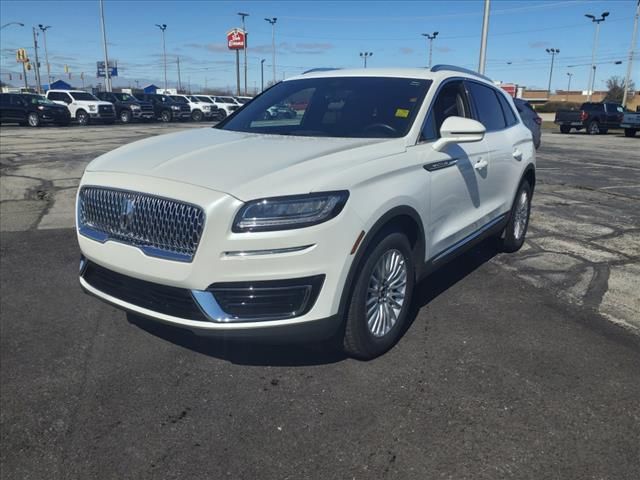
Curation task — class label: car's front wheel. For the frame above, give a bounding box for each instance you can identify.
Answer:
[27,112,40,127]
[625,128,637,137]
[160,110,172,123]
[191,110,203,122]
[560,125,571,134]
[76,110,90,126]
[500,181,532,253]
[120,109,132,123]
[343,230,415,359]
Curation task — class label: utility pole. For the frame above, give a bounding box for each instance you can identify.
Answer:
[622,1,639,108]
[359,52,373,68]
[478,0,490,74]
[585,11,609,101]
[177,56,182,92]
[265,17,277,84]
[238,12,249,95]
[99,0,112,92]
[31,27,42,93]
[421,32,438,68]
[546,48,559,94]
[261,58,265,91]
[22,61,28,89]
[155,23,168,91]
[566,72,573,101]
[38,25,52,87]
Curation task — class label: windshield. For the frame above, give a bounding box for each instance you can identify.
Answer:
[217,96,236,103]
[70,92,98,101]
[188,96,201,102]
[196,96,213,103]
[114,93,137,102]
[24,94,56,106]
[170,96,188,103]
[236,97,250,104]
[219,76,431,138]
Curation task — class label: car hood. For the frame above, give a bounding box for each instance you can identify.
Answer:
[86,127,406,200]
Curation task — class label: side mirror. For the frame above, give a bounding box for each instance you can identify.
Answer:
[433,116,486,152]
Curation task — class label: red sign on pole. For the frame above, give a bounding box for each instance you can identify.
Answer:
[500,84,517,97]
[227,29,246,50]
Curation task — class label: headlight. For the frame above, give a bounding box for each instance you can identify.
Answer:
[233,191,349,233]
[89,105,97,111]
[171,105,180,110]
[130,104,141,110]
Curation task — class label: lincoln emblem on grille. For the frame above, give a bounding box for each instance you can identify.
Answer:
[119,197,135,230]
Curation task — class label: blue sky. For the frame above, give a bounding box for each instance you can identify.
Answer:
[0,0,637,93]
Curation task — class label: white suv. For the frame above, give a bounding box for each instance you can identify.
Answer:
[170,95,214,122]
[77,66,535,359]
[46,89,115,125]
[202,95,240,118]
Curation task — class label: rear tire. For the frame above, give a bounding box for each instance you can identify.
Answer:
[76,110,90,126]
[160,110,172,123]
[560,125,571,134]
[27,112,40,127]
[587,120,600,135]
[343,230,415,360]
[499,181,532,253]
[625,128,637,137]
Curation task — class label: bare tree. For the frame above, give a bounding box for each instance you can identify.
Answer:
[604,76,635,104]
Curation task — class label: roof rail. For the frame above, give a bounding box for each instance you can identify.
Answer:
[302,68,341,74]
[430,64,492,82]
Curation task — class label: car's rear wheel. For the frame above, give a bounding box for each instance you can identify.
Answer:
[343,230,415,360]
[587,120,600,135]
[560,125,571,134]
[76,110,90,126]
[120,109,132,123]
[500,181,532,253]
[625,128,637,137]
[160,110,172,123]
[27,112,40,127]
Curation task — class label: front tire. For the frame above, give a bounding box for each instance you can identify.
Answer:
[560,125,571,134]
[160,110,172,123]
[191,110,203,122]
[500,181,532,253]
[27,112,40,127]
[625,128,637,137]
[343,230,415,360]
[120,109,132,123]
[76,110,90,126]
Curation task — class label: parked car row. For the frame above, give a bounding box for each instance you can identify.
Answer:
[0,92,252,127]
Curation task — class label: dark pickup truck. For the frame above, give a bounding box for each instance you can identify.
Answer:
[95,92,155,123]
[555,102,624,135]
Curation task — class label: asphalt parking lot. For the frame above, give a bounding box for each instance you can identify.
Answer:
[1,125,639,479]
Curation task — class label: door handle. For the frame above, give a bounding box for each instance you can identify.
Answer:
[512,149,523,160]
[474,158,488,171]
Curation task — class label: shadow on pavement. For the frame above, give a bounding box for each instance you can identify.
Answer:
[129,237,500,366]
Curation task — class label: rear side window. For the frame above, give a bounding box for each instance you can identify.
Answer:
[497,93,518,126]
[467,81,506,132]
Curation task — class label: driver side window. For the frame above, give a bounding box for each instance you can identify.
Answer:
[421,81,470,142]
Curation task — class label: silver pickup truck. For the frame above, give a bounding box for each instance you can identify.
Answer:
[621,111,640,137]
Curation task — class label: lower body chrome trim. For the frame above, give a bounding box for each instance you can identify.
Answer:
[222,244,315,257]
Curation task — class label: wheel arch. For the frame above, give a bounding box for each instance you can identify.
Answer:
[337,205,426,320]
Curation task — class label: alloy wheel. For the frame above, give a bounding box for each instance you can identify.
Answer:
[365,249,407,337]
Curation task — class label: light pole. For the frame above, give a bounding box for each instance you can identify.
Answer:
[478,0,491,74]
[622,1,639,108]
[260,58,265,92]
[155,23,168,91]
[421,32,439,68]
[99,0,112,92]
[566,72,573,101]
[238,12,249,95]
[31,27,42,93]
[264,17,277,85]
[360,52,373,68]
[585,11,609,101]
[1,22,24,30]
[545,48,559,94]
[38,25,52,87]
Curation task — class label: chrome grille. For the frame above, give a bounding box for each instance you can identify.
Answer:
[78,186,205,262]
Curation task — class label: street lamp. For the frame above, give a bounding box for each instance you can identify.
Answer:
[238,12,249,95]
[545,48,560,94]
[31,27,43,93]
[421,32,439,68]
[38,24,52,87]
[1,22,24,30]
[155,23,168,91]
[585,11,609,101]
[360,52,373,68]
[264,17,277,85]
[566,72,573,101]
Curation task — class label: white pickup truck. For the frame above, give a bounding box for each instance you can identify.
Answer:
[620,111,640,137]
[46,90,116,126]
[170,95,214,122]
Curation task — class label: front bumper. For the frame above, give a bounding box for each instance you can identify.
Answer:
[132,110,155,119]
[76,172,362,335]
